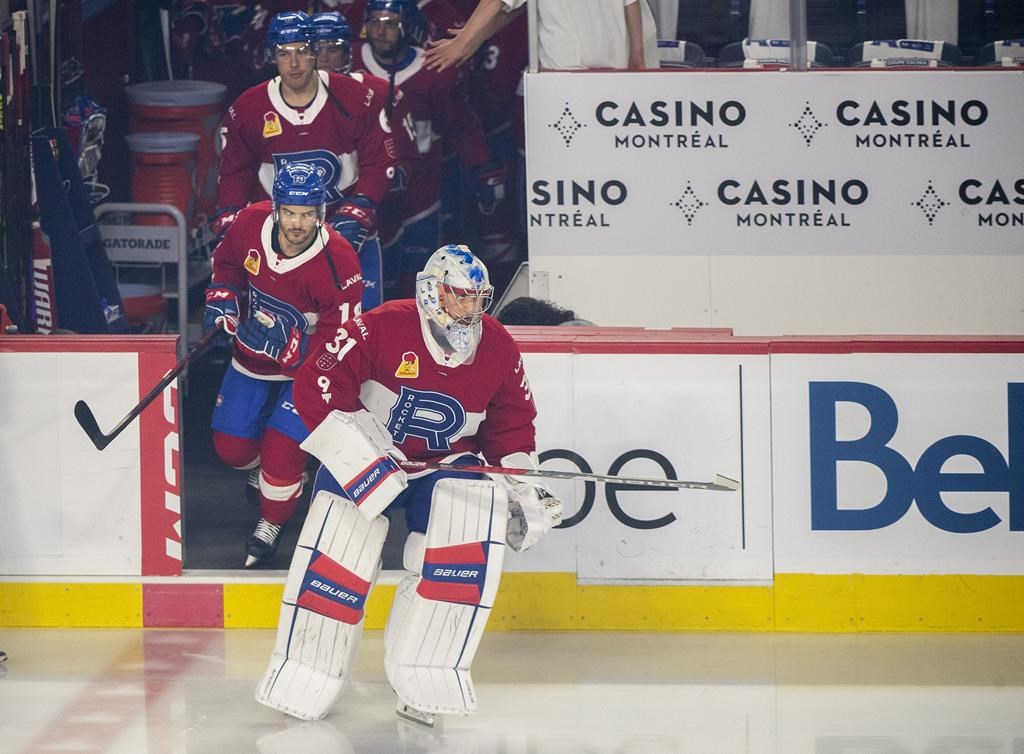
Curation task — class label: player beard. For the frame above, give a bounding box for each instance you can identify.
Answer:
[371,40,399,62]
[280,225,316,253]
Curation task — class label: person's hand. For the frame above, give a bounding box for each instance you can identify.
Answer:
[423,27,474,72]
[210,206,241,246]
[330,196,377,254]
[385,165,408,198]
[203,284,240,335]
[506,483,563,552]
[470,160,507,215]
[235,310,305,369]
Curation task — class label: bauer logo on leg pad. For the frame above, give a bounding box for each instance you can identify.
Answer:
[296,552,372,624]
[418,542,491,606]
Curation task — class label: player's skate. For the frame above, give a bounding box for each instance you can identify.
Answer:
[246,517,282,567]
[395,702,437,728]
[246,465,261,506]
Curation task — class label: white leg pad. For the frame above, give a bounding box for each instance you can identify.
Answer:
[255,490,388,720]
[384,478,508,716]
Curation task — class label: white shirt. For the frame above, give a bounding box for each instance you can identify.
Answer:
[504,0,659,70]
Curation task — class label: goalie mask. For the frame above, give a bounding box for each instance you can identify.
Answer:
[272,162,327,224]
[416,244,493,358]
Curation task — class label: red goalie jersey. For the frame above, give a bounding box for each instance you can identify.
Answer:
[293,299,537,464]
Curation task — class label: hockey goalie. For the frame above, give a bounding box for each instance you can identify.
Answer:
[254,244,563,724]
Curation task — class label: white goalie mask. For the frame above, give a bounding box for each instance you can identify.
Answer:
[416,244,493,358]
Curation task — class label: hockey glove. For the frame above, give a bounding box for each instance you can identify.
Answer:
[506,482,563,553]
[470,160,507,215]
[386,164,408,198]
[203,284,240,335]
[330,195,378,254]
[210,205,241,246]
[235,310,306,369]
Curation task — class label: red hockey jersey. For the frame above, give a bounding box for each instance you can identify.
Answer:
[212,201,364,379]
[217,71,397,211]
[293,299,537,464]
[352,43,493,221]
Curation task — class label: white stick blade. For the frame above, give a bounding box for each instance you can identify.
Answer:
[714,474,741,490]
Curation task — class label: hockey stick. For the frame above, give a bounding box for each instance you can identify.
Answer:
[74,328,220,450]
[396,460,740,491]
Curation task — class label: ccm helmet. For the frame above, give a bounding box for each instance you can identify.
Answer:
[311,12,352,72]
[264,11,314,53]
[272,162,327,221]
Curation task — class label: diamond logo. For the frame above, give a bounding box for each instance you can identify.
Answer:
[912,181,949,225]
[670,182,707,226]
[549,103,586,147]
[790,101,826,146]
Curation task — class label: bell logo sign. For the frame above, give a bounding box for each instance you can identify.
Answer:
[809,381,1023,533]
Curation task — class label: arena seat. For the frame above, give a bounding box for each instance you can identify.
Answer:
[716,38,836,67]
[847,38,964,66]
[658,39,708,68]
[973,38,1024,66]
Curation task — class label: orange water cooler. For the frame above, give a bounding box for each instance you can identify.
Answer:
[125,132,200,226]
[125,80,227,222]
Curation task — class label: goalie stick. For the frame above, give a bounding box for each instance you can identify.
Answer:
[396,460,740,492]
[74,328,219,450]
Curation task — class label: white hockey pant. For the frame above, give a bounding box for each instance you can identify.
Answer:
[255,490,388,720]
[384,478,508,716]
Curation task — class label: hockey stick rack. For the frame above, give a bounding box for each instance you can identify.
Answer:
[397,460,740,492]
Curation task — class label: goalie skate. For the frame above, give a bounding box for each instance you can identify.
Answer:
[396,703,437,728]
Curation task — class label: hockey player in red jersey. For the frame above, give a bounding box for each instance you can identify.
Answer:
[352,0,506,299]
[215,10,397,312]
[204,163,364,568]
[330,0,465,47]
[442,1,528,299]
[253,244,562,723]
[310,11,418,205]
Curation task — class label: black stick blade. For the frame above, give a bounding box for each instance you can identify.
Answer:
[74,400,111,450]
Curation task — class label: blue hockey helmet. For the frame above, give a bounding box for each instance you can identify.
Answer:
[272,162,326,220]
[311,12,352,43]
[264,11,314,51]
[365,0,418,26]
[311,12,353,72]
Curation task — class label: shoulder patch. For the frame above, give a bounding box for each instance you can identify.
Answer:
[245,249,261,275]
[395,351,419,379]
[263,111,282,138]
